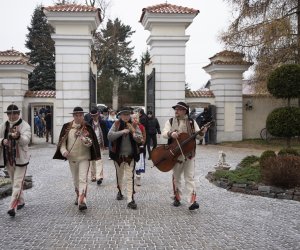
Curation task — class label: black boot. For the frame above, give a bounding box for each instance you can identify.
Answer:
[7,209,16,217]
[116,191,124,200]
[189,201,199,210]
[173,199,181,207]
[127,201,137,209]
[17,203,25,210]
[78,203,87,211]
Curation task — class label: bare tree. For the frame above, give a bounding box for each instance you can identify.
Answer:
[85,0,110,21]
[221,0,300,93]
[53,0,77,5]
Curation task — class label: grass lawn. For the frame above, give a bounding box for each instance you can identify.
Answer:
[219,138,300,152]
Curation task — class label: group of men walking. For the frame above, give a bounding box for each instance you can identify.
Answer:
[0,101,207,217]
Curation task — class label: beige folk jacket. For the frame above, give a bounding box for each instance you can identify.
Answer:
[0,118,31,167]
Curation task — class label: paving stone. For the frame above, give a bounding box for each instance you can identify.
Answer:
[0,143,299,249]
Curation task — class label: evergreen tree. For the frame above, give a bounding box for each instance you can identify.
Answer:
[25,5,55,90]
[93,18,137,108]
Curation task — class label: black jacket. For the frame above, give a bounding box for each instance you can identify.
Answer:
[147,117,161,135]
[196,110,211,127]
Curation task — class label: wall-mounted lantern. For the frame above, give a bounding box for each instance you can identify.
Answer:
[245,99,253,110]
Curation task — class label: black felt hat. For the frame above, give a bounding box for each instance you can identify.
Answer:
[70,106,86,114]
[172,101,189,111]
[117,107,132,116]
[4,104,20,114]
[90,108,99,116]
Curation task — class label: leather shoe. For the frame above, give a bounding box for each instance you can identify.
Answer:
[78,203,87,211]
[17,203,25,210]
[91,177,96,182]
[173,199,181,207]
[127,201,137,209]
[74,199,78,205]
[116,191,124,200]
[97,178,103,185]
[7,209,16,217]
[189,201,199,210]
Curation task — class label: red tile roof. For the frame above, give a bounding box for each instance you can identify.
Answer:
[203,60,253,69]
[0,60,33,66]
[203,50,253,69]
[210,50,244,59]
[0,49,33,66]
[140,3,199,22]
[0,49,26,57]
[25,90,56,98]
[43,4,102,21]
[186,90,214,98]
[44,4,97,12]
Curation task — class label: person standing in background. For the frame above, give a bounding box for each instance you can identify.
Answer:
[131,113,146,186]
[88,108,108,185]
[146,111,161,160]
[44,106,52,143]
[138,109,148,159]
[196,107,210,145]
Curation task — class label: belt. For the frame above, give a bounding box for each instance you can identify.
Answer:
[117,155,133,165]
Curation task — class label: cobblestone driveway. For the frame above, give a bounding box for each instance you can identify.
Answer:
[0,143,299,249]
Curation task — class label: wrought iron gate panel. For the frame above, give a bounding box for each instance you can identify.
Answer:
[146,68,155,114]
[89,68,96,109]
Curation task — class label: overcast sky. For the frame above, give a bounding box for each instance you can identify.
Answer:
[0,0,232,90]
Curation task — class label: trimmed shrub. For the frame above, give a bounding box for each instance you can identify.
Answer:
[0,177,11,187]
[267,64,300,100]
[278,148,299,156]
[237,155,260,169]
[260,155,300,188]
[213,166,261,184]
[266,107,300,138]
[260,150,276,165]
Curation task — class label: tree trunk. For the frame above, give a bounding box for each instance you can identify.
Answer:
[298,0,300,57]
[287,137,291,148]
[112,75,119,111]
[298,0,300,107]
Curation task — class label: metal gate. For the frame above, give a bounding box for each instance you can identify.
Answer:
[146,68,155,114]
[89,68,96,110]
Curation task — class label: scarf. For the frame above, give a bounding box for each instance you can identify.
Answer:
[4,118,22,166]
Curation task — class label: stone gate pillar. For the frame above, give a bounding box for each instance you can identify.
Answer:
[0,50,34,123]
[140,3,199,131]
[43,4,101,143]
[203,51,253,142]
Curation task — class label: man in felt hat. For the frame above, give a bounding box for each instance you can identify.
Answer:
[88,108,108,184]
[53,106,101,211]
[107,107,143,209]
[0,104,31,217]
[162,101,207,211]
